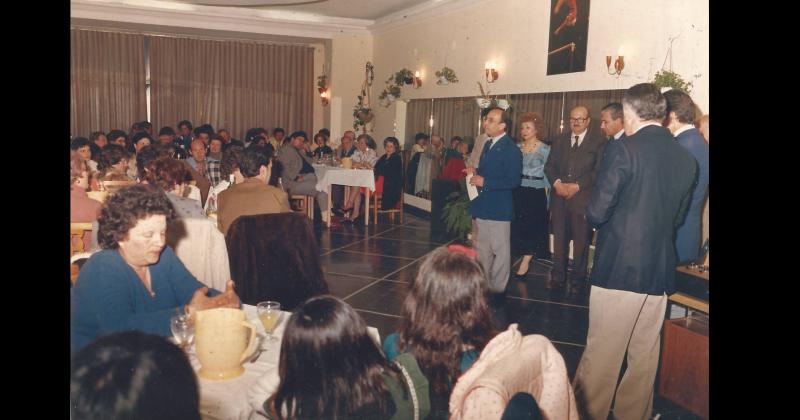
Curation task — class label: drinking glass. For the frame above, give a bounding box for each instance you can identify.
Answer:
[170,313,195,350]
[206,195,218,218]
[257,301,281,343]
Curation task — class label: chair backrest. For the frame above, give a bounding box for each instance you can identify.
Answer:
[167,217,231,291]
[449,324,579,420]
[70,222,94,256]
[225,212,328,310]
[100,180,137,194]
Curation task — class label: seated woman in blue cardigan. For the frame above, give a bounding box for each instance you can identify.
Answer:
[71,184,240,353]
[383,245,496,419]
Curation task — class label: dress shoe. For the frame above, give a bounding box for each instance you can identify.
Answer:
[331,207,345,217]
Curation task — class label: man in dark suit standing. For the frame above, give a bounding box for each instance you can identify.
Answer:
[468,107,522,297]
[572,83,696,420]
[664,89,709,264]
[544,106,607,293]
[599,102,626,141]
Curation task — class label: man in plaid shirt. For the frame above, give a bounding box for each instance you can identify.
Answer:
[188,139,222,186]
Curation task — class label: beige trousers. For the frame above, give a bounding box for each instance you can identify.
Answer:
[573,286,667,420]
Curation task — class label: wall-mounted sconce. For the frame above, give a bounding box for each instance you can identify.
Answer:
[319,89,330,106]
[606,55,624,77]
[485,62,499,83]
[412,71,422,89]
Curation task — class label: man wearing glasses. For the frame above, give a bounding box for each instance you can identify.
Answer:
[544,106,607,294]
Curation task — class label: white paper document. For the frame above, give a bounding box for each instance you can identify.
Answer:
[465,174,479,201]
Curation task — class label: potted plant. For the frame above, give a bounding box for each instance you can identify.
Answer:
[652,69,693,93]
[378,84,401,107]
[475,82,512,110]
[435,66,459,85]
[317,74,328,94]
[389,68,415,86]
[441,189,472,243]
[353,94,374,129]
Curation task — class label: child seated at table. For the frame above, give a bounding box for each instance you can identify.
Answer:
[252,295,431,419]
[383,245,497,419]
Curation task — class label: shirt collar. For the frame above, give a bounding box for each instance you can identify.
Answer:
[673,124,695,137]
[614,129,625,140]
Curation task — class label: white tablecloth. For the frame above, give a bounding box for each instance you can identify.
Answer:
[194,304,380,420]
[313,164,375,192]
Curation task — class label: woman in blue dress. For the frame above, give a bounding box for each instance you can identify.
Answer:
[512,112,551,280]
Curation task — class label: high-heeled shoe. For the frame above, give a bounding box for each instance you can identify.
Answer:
[513,264,531,281]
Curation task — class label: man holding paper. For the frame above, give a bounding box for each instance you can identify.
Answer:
[468,107,522,300]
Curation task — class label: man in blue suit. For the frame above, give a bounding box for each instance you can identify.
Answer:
[572,83,696,420]
[469,107,522,297]
[600,102,626,142]
[664,89,709,263]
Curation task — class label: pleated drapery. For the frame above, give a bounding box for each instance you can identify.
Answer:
[404,89,626,146]
[149,36,314,140]
[70,29,147,137]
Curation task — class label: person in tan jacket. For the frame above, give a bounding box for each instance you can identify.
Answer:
[217,146,290,236]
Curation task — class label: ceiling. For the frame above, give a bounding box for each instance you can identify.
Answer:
[165,0,432,20]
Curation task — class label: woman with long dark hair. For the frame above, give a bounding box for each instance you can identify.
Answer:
[256,295,430,419]
[383,246,496,418]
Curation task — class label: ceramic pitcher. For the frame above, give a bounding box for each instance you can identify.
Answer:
[341,157,353,169]
[195,308,258,380]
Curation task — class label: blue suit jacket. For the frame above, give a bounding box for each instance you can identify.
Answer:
[469,134,522,221]
[674,127,709,262]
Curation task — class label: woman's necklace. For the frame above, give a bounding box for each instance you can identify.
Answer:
[523,139,541,153]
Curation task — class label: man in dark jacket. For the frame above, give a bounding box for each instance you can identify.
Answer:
[572,83,697,420]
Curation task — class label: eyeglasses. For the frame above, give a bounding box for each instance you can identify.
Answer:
[569,118,588,123]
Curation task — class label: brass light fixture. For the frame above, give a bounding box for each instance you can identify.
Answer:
[485,62,499,83]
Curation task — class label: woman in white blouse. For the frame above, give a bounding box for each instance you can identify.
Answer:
[341,134,378,223]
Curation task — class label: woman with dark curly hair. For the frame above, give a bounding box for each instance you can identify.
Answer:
[251,295,430,420]
[96,143,134,182]
[71,184,241,353]
[143,156,206,219]
[383,246,496,418]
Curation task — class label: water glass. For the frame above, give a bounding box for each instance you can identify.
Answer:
[170,313,195,350]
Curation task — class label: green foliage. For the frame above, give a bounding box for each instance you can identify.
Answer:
[435,66,459,83]
[378,84,401,101]
[317,74,327,90]
[390,68,415,86]
[441,189,472,241]
[652,70,693,93]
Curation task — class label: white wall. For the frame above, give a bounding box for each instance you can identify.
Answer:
[329,33,374,147]
[369,0,709,144]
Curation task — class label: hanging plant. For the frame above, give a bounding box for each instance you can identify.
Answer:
[378,84,402,107]
[317,74,328,93]
[435,66,459,85]
[390,68,415,86]
[652,69,693,93]
[353,62,375,130]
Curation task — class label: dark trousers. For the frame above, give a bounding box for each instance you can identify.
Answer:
[501,392,543,420]
[550,199,591,285]
[331,185,345,208]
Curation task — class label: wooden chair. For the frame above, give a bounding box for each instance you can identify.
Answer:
[372,189,404,224]
[290,195,315,220]
[71,223,94,285]
[370,172,404,224]
[100,180,137,195]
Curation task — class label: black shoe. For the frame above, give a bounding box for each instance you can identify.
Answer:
[513,264,531,281]
[331,207,345,217]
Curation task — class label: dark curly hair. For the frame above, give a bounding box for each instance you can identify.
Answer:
[142,157,187,193]
[97,184,176,249]
[220,145,245,179]
[397,246,495,396]
[97,144,131,174]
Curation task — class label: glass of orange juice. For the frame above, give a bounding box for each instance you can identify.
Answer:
[257,301,281,343]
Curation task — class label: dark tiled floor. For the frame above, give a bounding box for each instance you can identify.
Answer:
[313,212,699,419]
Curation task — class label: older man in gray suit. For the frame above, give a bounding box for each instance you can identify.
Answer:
[276,131,329,222]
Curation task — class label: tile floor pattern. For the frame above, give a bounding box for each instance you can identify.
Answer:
[313,213,702,420]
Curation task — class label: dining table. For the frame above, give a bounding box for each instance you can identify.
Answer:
[313,163,375,226]
[191,304,380,420]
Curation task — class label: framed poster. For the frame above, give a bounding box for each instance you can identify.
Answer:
[547,0,591,75]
